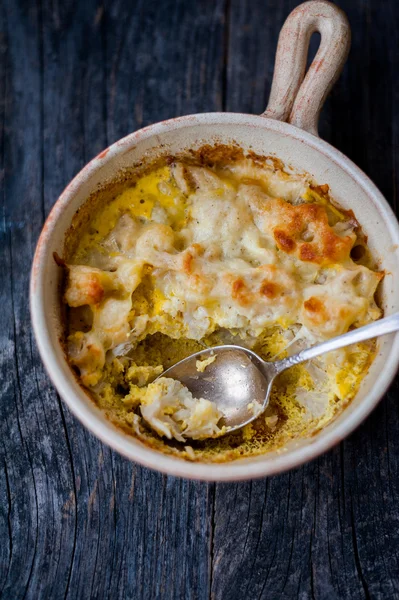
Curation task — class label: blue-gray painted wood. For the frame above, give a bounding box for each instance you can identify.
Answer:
[0,1,398,598]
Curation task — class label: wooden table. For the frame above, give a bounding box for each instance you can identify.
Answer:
[1,1,398,598]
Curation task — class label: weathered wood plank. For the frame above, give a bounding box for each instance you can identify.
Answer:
[211,1,399,599]
[0,2,78,598]
[0,0,225,598]
[1,0,399,599]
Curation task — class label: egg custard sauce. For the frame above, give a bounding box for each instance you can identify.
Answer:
[61,145,383,462]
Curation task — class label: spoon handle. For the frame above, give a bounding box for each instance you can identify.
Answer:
[273,312,399,375]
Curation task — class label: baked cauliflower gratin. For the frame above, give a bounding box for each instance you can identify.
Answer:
[60,145,383,462]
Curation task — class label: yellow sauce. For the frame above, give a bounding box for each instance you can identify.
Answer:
[66,161,377,462]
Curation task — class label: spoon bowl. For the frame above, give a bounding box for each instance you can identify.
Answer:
[158,312,399,437]
[160,346,276,430]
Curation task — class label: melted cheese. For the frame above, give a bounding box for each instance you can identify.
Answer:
[63,156,382,453]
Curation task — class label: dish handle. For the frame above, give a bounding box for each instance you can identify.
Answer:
[262,0,351,137]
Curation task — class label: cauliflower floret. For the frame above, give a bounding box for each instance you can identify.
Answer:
[139,377,224,442]
[196,354,216,372]
[67,331,105,387]
[64,265,119,307]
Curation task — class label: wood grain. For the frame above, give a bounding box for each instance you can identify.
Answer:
[1,1,223,598]
[1,0,398,599]
[211,2,399,599]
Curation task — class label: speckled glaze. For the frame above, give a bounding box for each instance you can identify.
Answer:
[30,1,399,481]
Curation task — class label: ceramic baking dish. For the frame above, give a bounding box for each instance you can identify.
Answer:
[30,0,399,481]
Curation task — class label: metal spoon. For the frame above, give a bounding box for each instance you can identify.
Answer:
[158,313,399,435]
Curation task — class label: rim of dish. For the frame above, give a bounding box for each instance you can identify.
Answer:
[30,112,399,481]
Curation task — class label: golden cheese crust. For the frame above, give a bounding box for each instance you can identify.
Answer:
[271,200,354,264]
[63,156,382,381]
[60,149,383,454]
